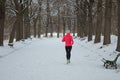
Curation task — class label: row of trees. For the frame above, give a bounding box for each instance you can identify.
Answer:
[76,0,120,51]
[0,0,120,52]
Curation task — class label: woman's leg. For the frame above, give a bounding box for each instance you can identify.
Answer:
[65,46,72,60]
[68,46,72,60]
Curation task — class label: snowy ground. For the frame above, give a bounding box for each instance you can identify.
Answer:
[0,35,120,80]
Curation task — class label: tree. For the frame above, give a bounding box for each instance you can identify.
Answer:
[94,0,102,43]
[88,0,94,41]
[57,1,60,38]
[24,0,31,39]
[62,17,66,36]
[0,0,6,46]
[116,0,120,52]
[9,0,23,44]
[49,16,53,37]
[54,0,62,38]
[45,0,50,37]
[9,0,31,44]
[76,0,81,37]
[103,0,112,45]
[33,17,38,37]
[38,0,42,38]
[75,0,86,37]
[73,17,76,36]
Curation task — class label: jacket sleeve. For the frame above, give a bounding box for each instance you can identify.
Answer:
[71,36,74,45]
[62,36,65,42]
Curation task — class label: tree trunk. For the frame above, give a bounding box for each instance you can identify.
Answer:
[33,18,37,37]
[16,15,21,41]
[116,0,120,52]
[24,0,31,39]
[50,16,53,37]
[57,7,60,38]
[45,0,50,37]
[20,0,24,40]
[79,0,87,38]
[38,16,41,38]
[38,0,42,38]
[76,0,80,37]
[88,0,94,41]
[0,0,6,46]
[77,15,81,37]
[38,14,41,38]
[62,17,66,36]
[13,0,21,41]
[94,0,102,43]
[73,18,76,36]
[103,0,112,45]
[9,20,18,43]
[38,23,41,38]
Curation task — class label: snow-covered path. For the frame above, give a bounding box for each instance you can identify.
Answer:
[0,38,120,80]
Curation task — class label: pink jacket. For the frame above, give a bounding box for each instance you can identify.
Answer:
[62,33,74,46]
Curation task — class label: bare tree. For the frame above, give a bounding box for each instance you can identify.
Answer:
[75,0,88,37]
[9,0,31,44]
[76,0,81,37]
[24,0,32,39]
[116,0,120,52]
[45,0,50,37]
[9,0,23,44]
[94,0,102,43]
[38,0,42,38]
[33,16,38,37]
[103,0,112,45]
[49,16,53,37]
[53,0,62,38]
[0,0,6,46]
[57,0,61,38]
[62,5,66,36]
[88,0,94,41]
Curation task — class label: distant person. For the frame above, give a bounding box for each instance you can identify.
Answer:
[62,30,74,64]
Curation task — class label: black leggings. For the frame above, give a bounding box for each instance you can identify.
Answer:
[65,46,72,60]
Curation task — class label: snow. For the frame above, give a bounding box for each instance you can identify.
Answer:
[0,35,120,80]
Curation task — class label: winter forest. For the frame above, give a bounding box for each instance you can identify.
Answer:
[0,0,120,51]
[0,0,120,80]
